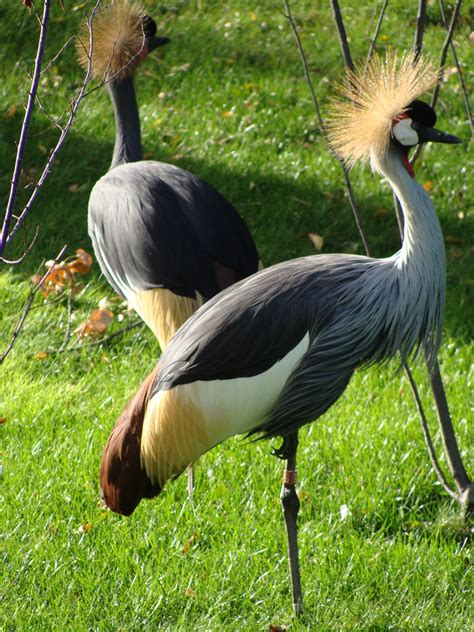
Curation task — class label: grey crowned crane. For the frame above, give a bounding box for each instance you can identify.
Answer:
[78,0,260,494]
[77,1,260,348]
[99,53,461,615]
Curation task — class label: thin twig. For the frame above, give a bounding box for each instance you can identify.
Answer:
[283,0,371,256]
[0,244,67,364]
[403,361,456,498]
[430,0,463,110]
[3,0,101,252]
[411,0,464,164]
[41,36,75,74]
[0,226,39,265]
[365,0,389,70]
[413,0,427,62]
[330,0,354,71]
[0,0,51,256]
[439,0,473,133]
[59,320,144,353]
[58,288,74,353]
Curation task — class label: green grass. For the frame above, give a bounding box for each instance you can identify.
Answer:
[1,1,472,629]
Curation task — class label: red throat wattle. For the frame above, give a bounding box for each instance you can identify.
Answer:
[401,153,415,178]
[392,113,415,178]
[138,44,149,62]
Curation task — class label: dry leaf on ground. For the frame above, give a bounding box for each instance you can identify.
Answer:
[308,232,324,251]
[75,308,113,338]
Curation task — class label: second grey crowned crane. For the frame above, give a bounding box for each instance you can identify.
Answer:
[99,53,461,614]
[77,1,260,349]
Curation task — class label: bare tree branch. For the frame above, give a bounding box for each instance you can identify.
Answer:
[439,0,473,133]
[0,244,67,365]
[0,226,39,265]
[365,0,389,70]
[430,0,463,111]
[411,0,464,164]
[283,0,371,256]
[4,0,101,251]
[56,320,144,354]
[329,0,354,71]
[0,0,51,256]
[404,364,457,499]
[413,0,427,62]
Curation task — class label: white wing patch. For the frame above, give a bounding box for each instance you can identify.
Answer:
[179,332,311,444]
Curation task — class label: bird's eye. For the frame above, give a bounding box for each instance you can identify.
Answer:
[411,122,419,130]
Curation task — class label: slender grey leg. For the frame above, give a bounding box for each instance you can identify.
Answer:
[187,464,194,498]
[277,432,303,616]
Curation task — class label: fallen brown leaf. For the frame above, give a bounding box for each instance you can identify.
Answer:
[75,308,113,339]
[68,248,93,275]
[181,532,198,555]
[308,232,324,252]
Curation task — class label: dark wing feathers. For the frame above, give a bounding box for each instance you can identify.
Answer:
[152,255,376,437]
[254,331,355,439]
[88,161,259,299]
[153,256,366,393]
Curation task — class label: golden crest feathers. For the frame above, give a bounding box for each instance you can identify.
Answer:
[77,0,146,81]
[326,52,439,166]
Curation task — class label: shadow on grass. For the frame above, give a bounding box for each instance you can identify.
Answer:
[1,104,471,343]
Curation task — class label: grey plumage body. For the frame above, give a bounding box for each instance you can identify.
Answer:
[87,59,259,347]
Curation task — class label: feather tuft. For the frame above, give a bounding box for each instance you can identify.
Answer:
[76,0,147,81]
[326,52,439,166]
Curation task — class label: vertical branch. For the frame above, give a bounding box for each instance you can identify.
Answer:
[411,0,464,165]
[283,0,371,256]
[430,0,463,111]
[330,0,354,71]
[413,0,427,62]
[439,0,472,132]
[0,0,51,256]
[4,0,101,250]
[365,0,389,70]
[0,245,67,365]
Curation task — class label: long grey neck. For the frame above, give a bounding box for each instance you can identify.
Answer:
[372,146,446,364]
[107,77,142,170]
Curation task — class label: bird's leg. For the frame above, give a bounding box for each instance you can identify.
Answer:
[187,464,194,498]
[277,432,304,616]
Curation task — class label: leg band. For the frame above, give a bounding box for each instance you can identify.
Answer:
[282,469,297,486]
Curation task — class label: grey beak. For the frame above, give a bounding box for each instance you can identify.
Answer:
[418,125,462,145]
[149,36,170,51]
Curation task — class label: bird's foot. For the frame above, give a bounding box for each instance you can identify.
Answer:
[272,434,298,461]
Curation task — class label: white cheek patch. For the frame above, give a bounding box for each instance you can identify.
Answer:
[392,118,419,147]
